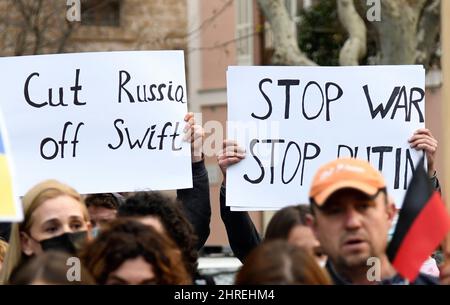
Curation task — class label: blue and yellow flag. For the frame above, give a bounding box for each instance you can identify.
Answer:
[0,126,22,221]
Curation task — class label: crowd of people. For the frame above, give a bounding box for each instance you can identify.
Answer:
[0,112,449,285]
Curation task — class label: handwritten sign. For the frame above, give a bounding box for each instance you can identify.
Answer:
[226,65,425,210]
[0,51,192,195]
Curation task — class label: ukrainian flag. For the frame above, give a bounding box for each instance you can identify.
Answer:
[0,128,17,220]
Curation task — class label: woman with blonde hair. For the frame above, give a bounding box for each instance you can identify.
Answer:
[9,250,95,285]
[0,179,91,284]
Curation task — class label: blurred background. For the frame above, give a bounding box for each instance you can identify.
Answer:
[0,0,445,254]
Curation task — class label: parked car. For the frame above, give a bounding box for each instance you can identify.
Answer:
[197,246,242,285]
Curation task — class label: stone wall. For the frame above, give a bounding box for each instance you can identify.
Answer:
[0,0,187,56]
[69,0,187,52]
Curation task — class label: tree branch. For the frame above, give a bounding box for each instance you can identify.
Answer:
[15,0,32,29]
[337,0,367,65]
[257,0,317,65]
[408,0,429,11]
[371,0,424,64]
[14,29,27,56]
[57,22,76,53]
[31,0,44,54]
[185,0,233,40]
[415,0,440,67]
[187,29,259,53]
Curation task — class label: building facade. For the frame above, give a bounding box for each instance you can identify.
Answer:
[0,0,187,56]
[187,0,445,246]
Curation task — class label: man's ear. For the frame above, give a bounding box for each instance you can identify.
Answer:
[386,195,397,224]
[305,213,314,227]
[305,213,319,238]
[20,231,35,256]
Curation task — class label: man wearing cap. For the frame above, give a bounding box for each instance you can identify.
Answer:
[308,158,438,284]
[216,128,440,266]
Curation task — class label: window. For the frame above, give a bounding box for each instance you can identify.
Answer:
[235,0,254,65]
[81,0,121,27]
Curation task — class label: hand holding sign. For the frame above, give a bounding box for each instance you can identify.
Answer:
[183,112,205,163]
[217,140,246,186]
[226,65,426,210]
[408,128,438,177]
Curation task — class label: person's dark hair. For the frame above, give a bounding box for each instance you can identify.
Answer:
[85,193,123,210]
[235,240,331,285]
[80,219,191,285]
[117,192,198,275]
[265,205,311,240]
[9,250,95,285]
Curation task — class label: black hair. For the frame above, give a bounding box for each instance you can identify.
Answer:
[85,193,124,210]
[80,219,190,285]
[117,191,198,275]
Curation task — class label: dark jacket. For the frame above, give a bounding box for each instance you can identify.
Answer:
[219,176,442,264]
[219,184,261,262]
[177,159,211,250]
[326,260,439,285]
[177,159,215,285]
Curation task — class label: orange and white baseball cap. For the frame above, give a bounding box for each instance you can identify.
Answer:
[309,158,386,207]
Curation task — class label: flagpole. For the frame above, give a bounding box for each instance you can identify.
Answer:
[441,0,450,260]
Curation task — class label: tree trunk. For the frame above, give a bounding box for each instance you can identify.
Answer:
[337,0,367,65]
[253,0,439,68]
[372,0,425,65]
[257,0,317,65]
[415,0,440,68]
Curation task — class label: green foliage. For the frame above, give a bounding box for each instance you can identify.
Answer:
[297,0,346,66]
[296,0,384,66]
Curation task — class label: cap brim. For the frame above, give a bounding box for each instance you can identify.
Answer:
[313,180,380,207]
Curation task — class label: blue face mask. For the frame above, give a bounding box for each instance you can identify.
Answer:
[91,226,100,239]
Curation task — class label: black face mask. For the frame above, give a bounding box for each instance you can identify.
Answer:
[39,231,88,255]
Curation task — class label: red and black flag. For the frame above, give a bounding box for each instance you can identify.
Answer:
[387,157,450,282]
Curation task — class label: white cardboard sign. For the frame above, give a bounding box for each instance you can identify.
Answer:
[0,51,192,195]
[227,65,425,210]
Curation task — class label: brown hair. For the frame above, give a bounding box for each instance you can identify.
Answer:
[265,204,311,240]
[80,218,191,285]
[85,193,121,210]
[235,240,331,285]
[118,191,199,275]
[0,180,89,284]
[8,250,95,285]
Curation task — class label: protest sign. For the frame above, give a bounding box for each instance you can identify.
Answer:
[226,65,425,210]
[0,114,22,221]
[0,51,192,196]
